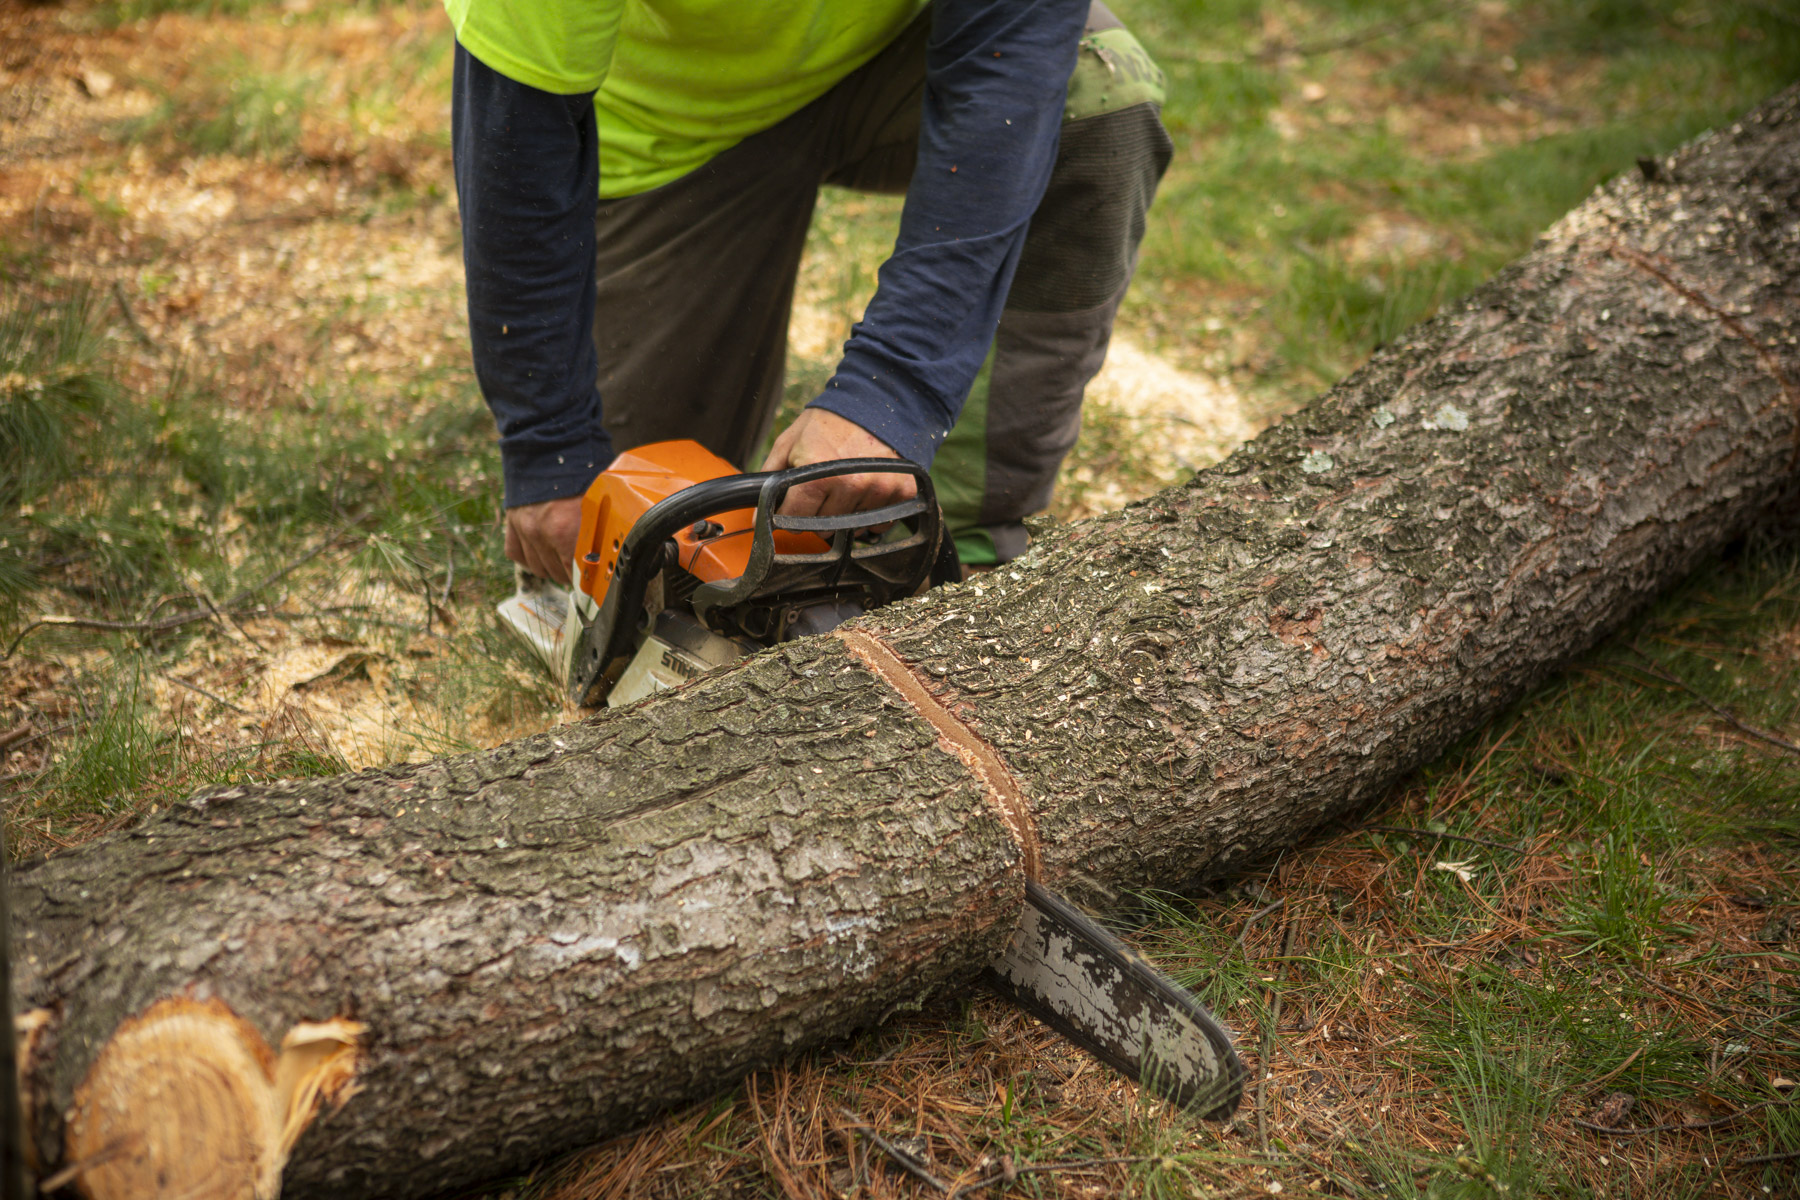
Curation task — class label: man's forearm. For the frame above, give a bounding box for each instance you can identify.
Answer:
[453,43,613,508]
[810,0,1087,467]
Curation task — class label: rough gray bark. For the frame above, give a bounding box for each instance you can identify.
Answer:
[10,86,1800,1200]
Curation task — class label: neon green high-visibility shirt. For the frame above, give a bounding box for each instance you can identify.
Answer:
[444,0,928,198]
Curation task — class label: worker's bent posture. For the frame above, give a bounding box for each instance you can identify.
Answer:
[450,0,1170,584]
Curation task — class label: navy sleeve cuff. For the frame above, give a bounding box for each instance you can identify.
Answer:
[810,346,954,467]
[500,428,614,508]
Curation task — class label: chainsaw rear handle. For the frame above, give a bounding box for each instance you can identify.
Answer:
[570,457,955,707]
[689,461,945,626]
[615,457,931,565]
[745,458,961,588]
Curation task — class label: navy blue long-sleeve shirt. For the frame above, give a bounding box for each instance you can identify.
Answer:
[452,0,1085,508]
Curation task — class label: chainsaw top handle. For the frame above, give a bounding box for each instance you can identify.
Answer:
[755,455,931,519]
[570,457,958,706]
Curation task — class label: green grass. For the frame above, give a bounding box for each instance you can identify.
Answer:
[1421,984,1565,1197]
[114,3,452,172]
[130,54,316,158]
[0,285,118,516]
[42,667,175,816]
[10,370,495,632]
[1111,534,1800,1198]
[0,272,549,853]
[1114,0,1800,408]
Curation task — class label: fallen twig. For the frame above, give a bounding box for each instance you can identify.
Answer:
[949,1154,1162,1197]
[111,280,156,350]
[1621,644,1800,755]
[1737,1147,1800,1165]
[838,1108,949,1194]
[1257,917,1299,1157]
[1237,898,1285,948]
[437,517,457,609]
[4,610,223,659]
[1257,1,1470,60]
[192,587,264,653]
[0,723,74,759]
[3,537,347,660]
[158,673,251,716]
[221,537,343,611]
[1623,965,1776,1020]
[1360,825,1524,853]
[1574,1097,1789,1136]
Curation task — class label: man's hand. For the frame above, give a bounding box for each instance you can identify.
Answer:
[760,408,919,517]
[504,496,583,586]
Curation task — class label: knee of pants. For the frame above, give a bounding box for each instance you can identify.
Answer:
[988,412,1083,490]
[1008,100,1173,315]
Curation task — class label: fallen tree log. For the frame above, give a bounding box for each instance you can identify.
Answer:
[10,86,1799,1200]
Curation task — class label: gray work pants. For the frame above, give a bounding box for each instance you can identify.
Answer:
[592,2,1172,564]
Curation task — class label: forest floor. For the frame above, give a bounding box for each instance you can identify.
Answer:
[2,0,1799,1197]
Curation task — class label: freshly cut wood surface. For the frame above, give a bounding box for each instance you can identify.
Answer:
[9,86,1798,1200]
[53,997,361,1200]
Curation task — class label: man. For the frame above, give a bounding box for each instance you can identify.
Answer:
[449,0,1171,585]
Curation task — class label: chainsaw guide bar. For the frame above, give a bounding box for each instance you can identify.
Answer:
[989,882,1246,1118]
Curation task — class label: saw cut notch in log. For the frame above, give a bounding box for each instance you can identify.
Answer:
[7,85,1799,1200]
[836,627,1042,879]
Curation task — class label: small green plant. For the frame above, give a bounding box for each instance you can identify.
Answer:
[1420,981,1564,1197]
[0,285,116,509]
[42,667,174,817]
[1558,830,1686,962]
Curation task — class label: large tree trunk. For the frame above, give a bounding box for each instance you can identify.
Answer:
[11,87,1799,1200]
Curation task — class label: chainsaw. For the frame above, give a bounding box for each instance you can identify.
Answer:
[497,440,954,708]
[498,439,1245,1116]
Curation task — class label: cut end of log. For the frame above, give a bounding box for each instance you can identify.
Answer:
[62,996,364,1200]
[15,1009,54,1172]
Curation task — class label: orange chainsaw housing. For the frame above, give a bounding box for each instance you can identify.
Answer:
[573,440,829,605]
